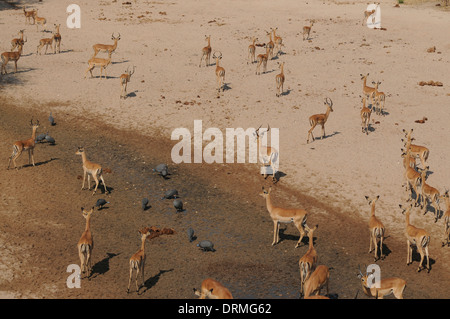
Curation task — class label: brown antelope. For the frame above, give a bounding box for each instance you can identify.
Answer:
[440,190,450,247]
[402,129,429,168]
[418,166,441,222]
[402,149,422,206]
[92,33,120,58]
[360,73,376,106]
[1,41,26,75]
[193,278,233,299]
[7,119,40,171]
[303,265,329,298]
[360,96,371,135]
[120,65,136,99]
[400,204,431,272]
[259,186,310,248]
[84,53,112,79]
[254,125,278,181]
[299,225,319,297]
[11,30,25,51]
[266,30,274,60]
[303,20,314,41]
[53,24,62,54]
[372,81,386,115]
[75,147,108,195]
[357,265,406,299]
[127,226,175,293]
[275,62,285,97]
[365,196,385,261]
[199,35,211,67]
[23,8,36,25]
[401,148,416,170]
[77,207,95,278]
[213,51,225,93]
[36,34,55,55]
[33,10,47,31]
[247,37,258,64]
[307,97,334,144]
[255,45,269,75]
[272,27,283,57]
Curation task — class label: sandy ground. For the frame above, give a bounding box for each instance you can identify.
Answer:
[0,0,449,299]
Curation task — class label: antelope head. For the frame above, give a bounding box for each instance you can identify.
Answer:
[324,97,333,111]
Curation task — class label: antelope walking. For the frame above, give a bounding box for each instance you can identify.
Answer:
[77,207,95,278]
[53,24,62,54]
[127,226,175,293]
[84,53,112,79]
[299,225,319,297]
[33,10,47,31]
[255,45,269,75]
[360,73,376,107]
[36,34,55,55]
[75,147,108,195]
[440,190,450,247]
[272,27,283,57]
[213,51,225,93]
[400,204,431,272]
[11,30,25,51]
[275,62,285,97]
[360,96,371,135]
[266,30,274,60]
[254,125,278,181]
[23,8,36,25]
[357,265,406,299]
[303,265,329,298]
[372,81,386,115]
[259,186,310,248]
[419,166,441,222]
[92,33,120,58]
[7,119,40,171]
[199,35,211,67]
[303,20,314,41]
[193,278,233,299]
[365,196,385,261]
[1,41,26,75]
[247,37,258,64]
[120,65,136,99]
[402,129,429,168]
[307,97,334,144]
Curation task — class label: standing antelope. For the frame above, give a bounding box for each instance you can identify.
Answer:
[307,97,334,144]
[401,147,416,170]
[272,27,283,57]
[199,35,211,67]
[247,37,258,64]
[53,24,62,54]
[440,190,450,247]
[419,166,441,222]
[254,125,278,181]
[11,30,25,51]
[127,226,175,293]
[400,204,431,272]
[266,30,274,60]
[360,73,376,106]
[365,196,385,261]
[92,33,120,58]
[75,147,108,196]
[7,119,40,171]
[213,51,225,93]
[357,265,406,299]
[372,81,386,115]
[360,96,371,135]
[33,10,47,31]
[275,62,285,97]
[259,186,310,248]
[193,278,233,299]
[255,45,269,75]
[77,207,95,278]
[303,20,314,41]
[120,65,136,99]
[23,8,36,25]
[402,148,422,206]
[1,41,26,75]
[299,225,319,297]
[303,265,329,298]
[402,129,429,168]
[84,53,112,79]
[36,34,55,55]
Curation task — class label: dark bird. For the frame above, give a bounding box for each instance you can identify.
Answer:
[44,134,55,145]
[173,199,183,212]
[161,189,178,200]
[49,112,55,126]
[95,198,109,210]
[142,198,149,211]
[36,132,47,143]
[153,163,169,179]
[197,240,215,252]
[187,228,195,242]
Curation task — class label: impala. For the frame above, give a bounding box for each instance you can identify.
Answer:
[272,27,283,57]
[213,51,225,92]
[33,10,47,31]
[120,65,136,99]
[247,37,258,64]
[401,147,416,170]
[53,24,62,54]
[75,147,108,195]
[307,97,333,144]
[418,166,441,222]
[193,278,233,299]
[275,62,285,97]
[440,190,450,247]
[127,226,175,293]
[92,32,120,58]
[360,96,371,135]
[255,45,269,75]
[303,265,329,298]
[36,34,55,55]
[303,20,314,41]
[400,204,431,272]
[299,225,319,297]
[199,35,211,67]
[266,30,274,60]
[1,41,26,75]
[365,196,385,261]
[254,125,278,181]
[360,73,376,106]
[23,8,36,25]
[77,207,95,278]
[357,265,406,299]
[7,119,39,171]
[259,186,310,248]
[402,148,422,206]
[11,29,25,51]
[402,129,429,168]
[84,53,112,79]
[372,81,386,115]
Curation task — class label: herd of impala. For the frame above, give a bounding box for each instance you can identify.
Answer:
[2,5,449,300]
